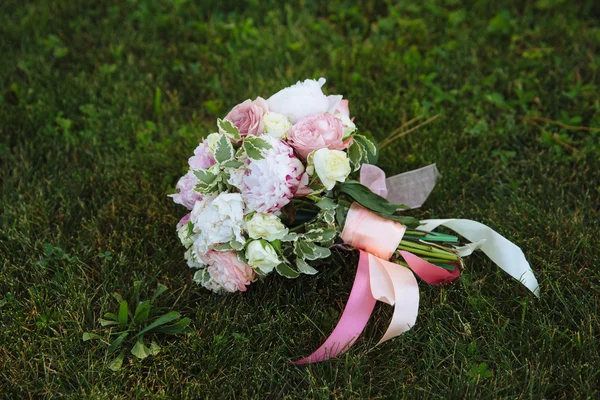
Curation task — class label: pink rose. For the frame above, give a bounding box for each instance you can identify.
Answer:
[333,99,350,118]
[204,250,256,293]
[224,97,269,136]
[287,113,352,159]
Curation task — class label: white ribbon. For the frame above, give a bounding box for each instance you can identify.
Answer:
[419,219,540,297]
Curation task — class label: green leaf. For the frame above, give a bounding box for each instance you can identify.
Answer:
[112,293,123,303]
[152,284,168,302]
[217,118,241,141]
[155,317,192,335]
[213,242,233,251]
[137,312,181,337]
[230,240,245,251]
[336,205,347,228]
[347,140,366,171]
[243,141,263,160]
[193,169,218,185]
[133,281,142,304]
[99,318,120,327]
[149,341,161,356]
[295,240,331,261]
[117,301,128,329]
[133,300,151,324]
[82,332,103,341]
[193,269,211,285]
[383,214,420,228]
[316,197,337,210]
[296,259,318,275]
[353,134,378,164]
[270,239,282,253]
[340,180,407,215]
[107,332,129,353]
[131,339,152,360]
[214,134,234,163]
[243,136,272,160]
[281,232,299,242]
[303,228,336,242]
[220,159,245,169]
[275,263,300,278]
[308,244,331,260]
[103,312,118,321]
[107,352,125,371]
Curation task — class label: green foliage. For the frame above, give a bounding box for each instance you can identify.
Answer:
[339,180,408,215]
[82,282,191,371]
[217,118,242,141]
[213,133,235,164]
[243,136,272,160]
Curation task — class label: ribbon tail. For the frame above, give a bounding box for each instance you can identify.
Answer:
[419,219,540,296]
[292,250,377,364]
[399,251,461,285]
[371,258,420,344]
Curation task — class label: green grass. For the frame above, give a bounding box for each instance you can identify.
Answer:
[1,0,599,398]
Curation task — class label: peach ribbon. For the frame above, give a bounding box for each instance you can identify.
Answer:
[293,203,459,364]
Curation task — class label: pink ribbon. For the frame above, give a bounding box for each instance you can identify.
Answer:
[293,165,460,364]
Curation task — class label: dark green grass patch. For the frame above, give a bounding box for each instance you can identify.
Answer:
[1,0,599,398]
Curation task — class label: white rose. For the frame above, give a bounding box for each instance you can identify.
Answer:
[205,132,221,153]
[246,213,288,241]
[262,112,292,139]
[336,114,356,138]
[190,193,246,254]
[245,240,280,274]
[312,148,351,190]
[267,78,341,123]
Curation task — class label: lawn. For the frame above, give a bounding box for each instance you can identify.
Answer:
[1,0,599,398]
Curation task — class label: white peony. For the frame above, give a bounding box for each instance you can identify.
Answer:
[245,240,280,274]
[262,112,292,139]
[246,213,288,241]
[190,192,246,255]
[311,148,351,190]
[268,78,339,123]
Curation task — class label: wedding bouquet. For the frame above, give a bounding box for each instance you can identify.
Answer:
[169,78,539,362]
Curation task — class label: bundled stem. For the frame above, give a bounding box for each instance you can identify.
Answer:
[395,229,463,270]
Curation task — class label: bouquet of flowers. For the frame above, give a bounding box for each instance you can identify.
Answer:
[169,78,539,363]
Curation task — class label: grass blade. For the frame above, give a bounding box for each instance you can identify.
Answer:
[137,312,180,337]
[117,300,128,329]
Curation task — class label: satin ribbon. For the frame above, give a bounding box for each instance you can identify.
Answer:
[293,164,538,364]
[293,204,423,364]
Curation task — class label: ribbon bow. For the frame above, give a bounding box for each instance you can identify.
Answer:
[293,164,539,364]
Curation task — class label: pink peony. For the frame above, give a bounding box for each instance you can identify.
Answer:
[240,136,305,213]
[176,212,191,229]
[188,140,216,169]
[287,113,352,159]
[169,171,203,210]
[203,250,256,293]
[225,97,269,136]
